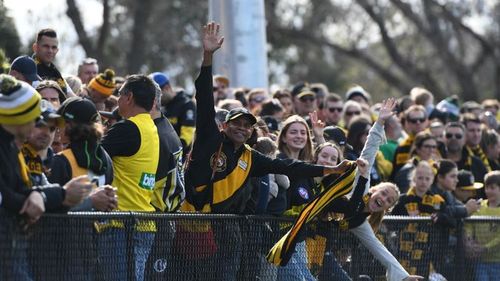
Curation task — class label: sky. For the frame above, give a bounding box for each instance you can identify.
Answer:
[4,0,103,75]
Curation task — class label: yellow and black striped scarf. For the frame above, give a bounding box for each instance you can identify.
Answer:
[467,145,491,172]
[267,161,357,266]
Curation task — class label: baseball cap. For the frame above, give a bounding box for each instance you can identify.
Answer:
[262,116,279,132]
[57,97,99,124]
[99,108,122,121]
[345,85,371,102]
[294,88,316,99]
[10,56,42,82]
[150,72,170,88]
[225,107,257,125]
[457,170,484,191]
[38,99,64,127]
[323,126,347,146]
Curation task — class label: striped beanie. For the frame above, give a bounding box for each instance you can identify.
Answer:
[0,74,41,125]
[88,68,116,96]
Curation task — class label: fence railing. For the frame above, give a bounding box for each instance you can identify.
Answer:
[1,212,498,281]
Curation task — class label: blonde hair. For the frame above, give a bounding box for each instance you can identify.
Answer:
[410,160,435,186]
[368,182,400,232]
[277,115,314,162]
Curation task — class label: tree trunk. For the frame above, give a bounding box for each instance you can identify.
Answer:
[126,0,153,74]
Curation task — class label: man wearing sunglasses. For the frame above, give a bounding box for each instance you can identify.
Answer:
[322,93,344,126]
[392,105,429,177]
[21,100,64,186]
[442,122,487,183]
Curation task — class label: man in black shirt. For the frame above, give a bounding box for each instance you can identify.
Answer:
[32,28,74,98]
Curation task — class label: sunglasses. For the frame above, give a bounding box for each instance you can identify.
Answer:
[328,107,343,113]
[345,111,361,116]
[421,144,437,149]
[300,96,315,102]
[445,133,463,139]
[407,117,426,124]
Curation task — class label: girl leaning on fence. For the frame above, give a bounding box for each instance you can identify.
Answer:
[267,98,424,281]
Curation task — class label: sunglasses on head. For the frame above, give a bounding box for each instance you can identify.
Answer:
[345,111,361,116]
[328,107,343,113]
[407,117,426,124]
[445,133,463,139]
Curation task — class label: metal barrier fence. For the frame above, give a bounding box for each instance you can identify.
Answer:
[0,212,498,281]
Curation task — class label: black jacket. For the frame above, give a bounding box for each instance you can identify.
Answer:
[0,127,65,214]
[184,66,325,213]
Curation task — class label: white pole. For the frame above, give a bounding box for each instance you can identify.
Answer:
[209,0,269,89]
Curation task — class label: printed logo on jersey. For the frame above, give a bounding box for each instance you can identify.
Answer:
[154,258,167,272]
[210,152,227,172]
[238,159,248,170]
[298,187,309,200]
[139,172,156,190]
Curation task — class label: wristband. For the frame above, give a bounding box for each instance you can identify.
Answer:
[37,190,47,204]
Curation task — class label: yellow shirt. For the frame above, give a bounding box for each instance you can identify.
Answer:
[112,113,159,212]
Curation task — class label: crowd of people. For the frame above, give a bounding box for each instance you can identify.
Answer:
[0,21,499,281]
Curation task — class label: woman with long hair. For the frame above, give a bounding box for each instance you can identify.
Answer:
[430,159,481,280]
[394,131,440,193]
[275,114,317,281]
[268,99,423,281]
[49,97,116,211]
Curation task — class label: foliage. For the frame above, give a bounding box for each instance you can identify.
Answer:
[0,3,21,63]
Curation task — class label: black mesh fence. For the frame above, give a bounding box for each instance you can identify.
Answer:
[0,212,498,281]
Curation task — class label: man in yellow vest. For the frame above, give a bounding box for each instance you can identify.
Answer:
[101,74,159,281]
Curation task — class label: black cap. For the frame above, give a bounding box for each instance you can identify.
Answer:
[10,55,42,82]
[38,99,64,127]
[225,107,257,125]
[58,97,99,124]
[99,108,122,121]
[262,116,279,132]
[457,170,483,191]
[323,126,347,146]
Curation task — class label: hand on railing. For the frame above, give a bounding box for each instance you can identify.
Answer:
[20,191,46,225]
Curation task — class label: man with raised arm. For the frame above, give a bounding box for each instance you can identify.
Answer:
[181,22,348,214]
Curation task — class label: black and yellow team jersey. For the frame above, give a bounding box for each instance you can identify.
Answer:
[101,113,159,212]
[21,143,53,186]
[391,188,445,276]
[391,135,414,177]
[182,66,326,214]
[319,176,371,231]
[163,90,195,151]
[151,115,185,212]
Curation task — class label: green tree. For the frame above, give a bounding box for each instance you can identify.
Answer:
[0,3,21,63]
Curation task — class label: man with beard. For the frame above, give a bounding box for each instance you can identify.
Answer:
[442,122,487,183]
[21,100,64,185]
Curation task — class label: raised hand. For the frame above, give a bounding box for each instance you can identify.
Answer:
[324,159,352,175]
[203,22,224,54]
[376,98,397,125]
[309,111,326,144]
